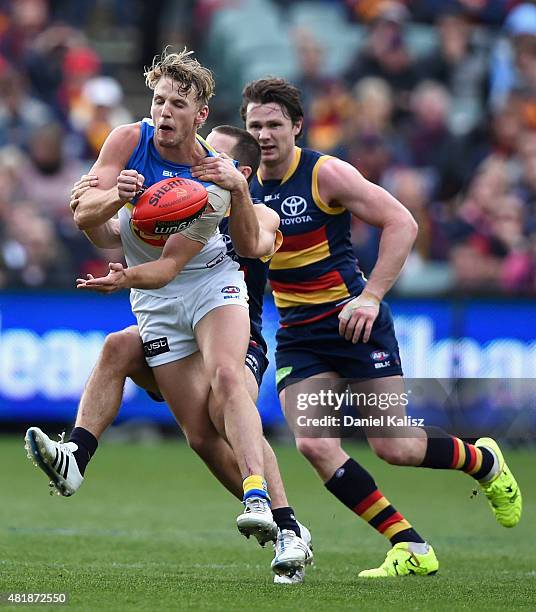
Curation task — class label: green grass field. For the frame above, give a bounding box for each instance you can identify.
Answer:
[1,436,534,610]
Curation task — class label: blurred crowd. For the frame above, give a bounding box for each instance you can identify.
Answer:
[2,0,536,295]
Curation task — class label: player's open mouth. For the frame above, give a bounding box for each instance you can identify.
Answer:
[158,125,174,133]
[261,146,276,154]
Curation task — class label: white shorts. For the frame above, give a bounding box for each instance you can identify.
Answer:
[130,267,248,367]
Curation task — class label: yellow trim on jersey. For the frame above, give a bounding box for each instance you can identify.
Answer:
[273,284,350,308]
[196,133,218,155]
[260,229,284,263]
[256,146,302,186]
[270,240,330,270]
[312,155,345,215]
[281,147,302,184]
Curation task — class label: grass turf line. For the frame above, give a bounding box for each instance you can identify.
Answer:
[1,437,534,610]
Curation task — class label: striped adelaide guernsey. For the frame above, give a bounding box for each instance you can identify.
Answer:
[249,147,366,326]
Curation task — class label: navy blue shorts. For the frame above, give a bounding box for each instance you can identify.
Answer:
[275,302,403,394]
[244,340,269,388]
[147,340,269,402]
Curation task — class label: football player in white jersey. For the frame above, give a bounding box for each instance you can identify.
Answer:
[44,126,313,582]
[24,49,288,561]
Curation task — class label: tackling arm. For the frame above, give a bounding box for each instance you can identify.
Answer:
[70,176,123,248]
[227,181,262,257]
[72,123,141,230]
[242,204,281,259]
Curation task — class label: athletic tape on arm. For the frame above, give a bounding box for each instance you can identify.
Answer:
[181,185,231,244]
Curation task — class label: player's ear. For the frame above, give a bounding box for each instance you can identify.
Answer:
[239,165,252,180]
[292,118,303,138]
[196,104,209,127]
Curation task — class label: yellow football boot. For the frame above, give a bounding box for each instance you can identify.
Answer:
[475,438,522,528]
[358,543,439,578]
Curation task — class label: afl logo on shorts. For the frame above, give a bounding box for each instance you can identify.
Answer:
[371,350,390,362]
[281,196,307,217]
[221,285,240,294]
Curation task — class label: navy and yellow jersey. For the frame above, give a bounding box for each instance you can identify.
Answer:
[249,146,365,326]
[219,210,268,353]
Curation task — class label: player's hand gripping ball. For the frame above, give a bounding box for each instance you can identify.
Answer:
[132,177,208,235]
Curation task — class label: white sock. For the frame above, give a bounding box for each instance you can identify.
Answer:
[478,447,500,483]
[407,542,430,555]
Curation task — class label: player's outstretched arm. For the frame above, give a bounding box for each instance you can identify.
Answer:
[76,233,204,293]
[70,175,121,248]
[318,158,418,343]
[72,123,142,230]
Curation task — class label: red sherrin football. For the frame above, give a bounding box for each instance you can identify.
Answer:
[132,177,208,235]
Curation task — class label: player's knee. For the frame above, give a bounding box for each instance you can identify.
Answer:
[370,439,408,465]
[185,432,211,458]
[102,329,143,375]
[296,438,335,465]
[211,364,243,397]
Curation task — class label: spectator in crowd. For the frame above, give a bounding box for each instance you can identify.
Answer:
[502,218,536,291]
[490,3,536,112]
[293,29,355,153]
[0,202,74,288]
[0,62,52,149]
[70,75,133,160]
[0,0,534,294]
[514,130,536,224]
[0,0,49,65]
[416,4,490,135]
[448,156,515,291]
[344,1,419,123]
[18,122,86,222]
[400,80,457,192]
[23,24,90,119]
[411,0,509,25]
[384,166,452,293]
[343,77,399,181]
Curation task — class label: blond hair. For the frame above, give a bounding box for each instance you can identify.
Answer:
[144,47,215,107]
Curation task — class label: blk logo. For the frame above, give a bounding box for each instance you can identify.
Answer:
[281,196,307,217]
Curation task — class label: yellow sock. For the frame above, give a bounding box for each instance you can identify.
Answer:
[243,474,269,502]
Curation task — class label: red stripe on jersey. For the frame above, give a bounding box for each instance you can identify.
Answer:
[280,304,344,327]
[279,225,328,252]
[353,489,383,516]
[270,270,344,294]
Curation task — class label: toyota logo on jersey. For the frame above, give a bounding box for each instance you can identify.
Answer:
[281,196,307,217]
